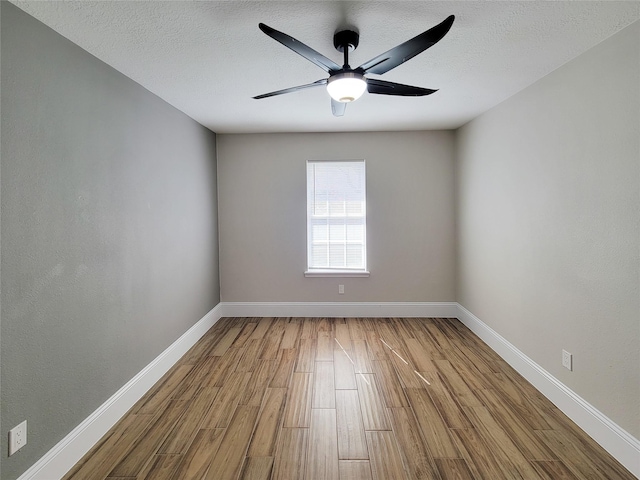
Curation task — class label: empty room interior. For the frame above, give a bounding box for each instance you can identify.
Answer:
[1,1,639,479]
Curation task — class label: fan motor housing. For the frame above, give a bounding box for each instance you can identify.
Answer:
[333,29,359,53]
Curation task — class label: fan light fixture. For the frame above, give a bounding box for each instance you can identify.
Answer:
[327,72,367,103]
[254,16,455,116]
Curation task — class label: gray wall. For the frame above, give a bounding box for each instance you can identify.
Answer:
[217,131,456,302]
[456,21,639,438]
[1,4,220,479]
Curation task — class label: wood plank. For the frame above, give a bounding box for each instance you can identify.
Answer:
[209,326,243,356]
[157,387,219,454]
[352,339,374,374]
[435,359,482,407]
[269,348,296,388]
[139,454,182,480]
[413,327,447,361]
[388,347,425,389]
[295,338,316,373]
[200,372,251,429]
[474,388,557,461]
[135,365,192,414]
[239,359,275,406]
[532,460,580,480]
[336,390,369,460]
[420,372,471,429]
[391,318,417,342]
[443,346,490,391]
[335,323,352,351]
[233,322,258,348]
[404,338,437,372]
[64,414,155,480]
[356,374,391,431]
[347,318,367,341]
[316,331,334,361]
[259,334,283,360]
[365,331,388,361]
[180,324,228,365]
[498,364,555,416]
[171,377,200,402]
[272,428,308,480]
[240,457,274,480]
[375,322,402,351]
[204,405,260,480]
[487,372,554,430]
[305,408,339,480]
[399,318,429,337]
[372,360,408,407]
[464,405,542,479]
[208,347,245,388]
[455,326,503,373]
[109,399,189,477]
[280,321,300,349]
[250,317,273,340]
[535,429,635,480]
[313,361,336,408]
[334,348,357,389]
[283,372,313,428]
[317,317,333,332]
[405,388,460,459]
[236,339,263,373]
[191,357,225,389]
[169,428,224,480]
[435,458,475,480]
[339,460,373,480]
[300,317,317,339]
[451,427,507,480]
[248,388,287,457]
[266,318,286,338]
[387,407,439,479]
[365,431,407,480]
[545,406,635,478]
[451,341,495,375]
[425,322,454,351]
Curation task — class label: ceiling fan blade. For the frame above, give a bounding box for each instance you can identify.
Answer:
[357,15,454,75]
[366,78,437,96]
[331,98,347,117]
[253,78,328,99]
[259,23,342,73]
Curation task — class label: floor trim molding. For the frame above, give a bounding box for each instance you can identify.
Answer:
[18,304,224,480]
[19,302,638,479]
[219,301,458,318]
[456,303,640,478]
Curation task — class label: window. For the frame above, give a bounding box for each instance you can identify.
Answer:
[305,160,369,277]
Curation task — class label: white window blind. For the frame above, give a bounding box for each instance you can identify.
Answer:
[306,160,367,274]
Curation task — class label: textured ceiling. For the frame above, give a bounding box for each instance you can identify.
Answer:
[10,1,640,133]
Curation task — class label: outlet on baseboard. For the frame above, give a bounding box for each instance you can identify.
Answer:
[338,284,344,295]
[9,420,27,456]
[562,349,573,371]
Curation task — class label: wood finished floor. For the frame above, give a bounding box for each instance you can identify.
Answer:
[64,317,635,480]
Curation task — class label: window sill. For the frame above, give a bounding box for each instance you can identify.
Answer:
[304,270,370,278]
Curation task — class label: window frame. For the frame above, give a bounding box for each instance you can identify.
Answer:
[305,159,370,278]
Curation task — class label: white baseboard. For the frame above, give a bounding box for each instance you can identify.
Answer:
[19,302,638,479]
[18,304,224,480]
[219,301,458,318]
[456,304,640,478]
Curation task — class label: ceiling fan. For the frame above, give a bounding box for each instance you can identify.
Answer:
[253,15,455,117]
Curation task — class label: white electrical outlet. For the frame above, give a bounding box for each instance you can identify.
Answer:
[562,350,573,371]
[338,284,344,294]
[9,420,27,456]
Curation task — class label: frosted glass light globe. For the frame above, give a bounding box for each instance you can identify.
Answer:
[327,73,367,103]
